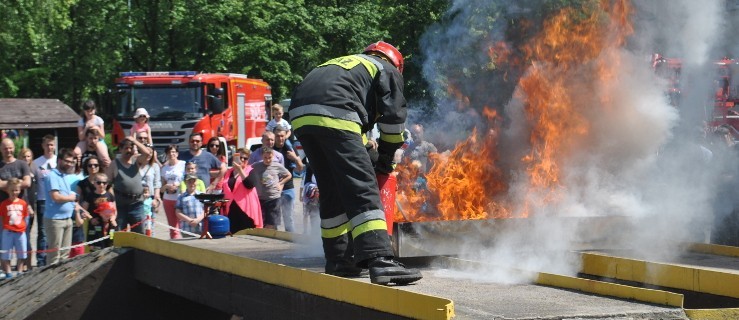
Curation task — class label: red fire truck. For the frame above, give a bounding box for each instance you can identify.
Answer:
[653,55,739,136]
[109,71,272,154]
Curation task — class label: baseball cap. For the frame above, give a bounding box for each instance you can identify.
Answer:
[185,174,198,181]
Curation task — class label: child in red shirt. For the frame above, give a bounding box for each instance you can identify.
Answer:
[1,178,30,278]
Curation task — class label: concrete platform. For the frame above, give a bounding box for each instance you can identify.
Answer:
[155,232,688,319]
[3,230,709,319]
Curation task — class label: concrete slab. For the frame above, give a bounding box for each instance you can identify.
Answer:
[179,235,688,320]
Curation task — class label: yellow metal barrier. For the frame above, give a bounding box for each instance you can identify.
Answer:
[114,232,454,320]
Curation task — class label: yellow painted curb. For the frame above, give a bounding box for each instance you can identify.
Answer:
[688,243,739,258]
[113,232,454,320]
[435,256,683,308]
[233,228,310,243]
[536,272,683,307]
[581,252,739,299]
[685,308,739,320]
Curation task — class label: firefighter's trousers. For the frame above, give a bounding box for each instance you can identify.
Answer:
[296,127,394,265]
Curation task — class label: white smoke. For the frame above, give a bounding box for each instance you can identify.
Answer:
[419,0,730,283]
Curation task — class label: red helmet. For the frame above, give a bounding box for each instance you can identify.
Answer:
[364,41,404,74]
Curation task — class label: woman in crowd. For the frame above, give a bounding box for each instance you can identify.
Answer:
[18,148,37,271]
[75,156,104,253]
[206,137,228,164]
[206,137,227,193]
[77,156,103,204]
[160,145,186,239]
[220,148,262,233]
[139,149,162,210]
[77,100,105,142]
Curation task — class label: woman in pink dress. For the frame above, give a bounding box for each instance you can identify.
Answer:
[220,148,262,232]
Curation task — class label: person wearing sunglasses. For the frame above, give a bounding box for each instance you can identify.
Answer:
[80,172,116,250]
[178,132,225,193]
[206,137,227,164]
[206,137,227,194]
[220,148,262,233]
[76,156,104,207]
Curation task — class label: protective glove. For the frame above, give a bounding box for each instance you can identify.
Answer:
[374,153,395,174]
[366,142,380,166]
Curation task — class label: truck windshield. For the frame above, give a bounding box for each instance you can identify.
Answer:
[116,86,203,120]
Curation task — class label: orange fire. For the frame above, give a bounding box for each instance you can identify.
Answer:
[396,0,634,222]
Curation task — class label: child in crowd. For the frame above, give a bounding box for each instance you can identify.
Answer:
[175,174,204,236]
[265,104,292,139]
[82,172,116,250]
[131,108,153,145]
[142,185,154,236]
[69,204,91,258]
[245,147,291,230]
[180,161,206,193]
[78,100,105,141]
[0,178,30,278]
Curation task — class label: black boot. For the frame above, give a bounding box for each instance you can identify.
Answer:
[325,260,363,277]
[368,257,423,285]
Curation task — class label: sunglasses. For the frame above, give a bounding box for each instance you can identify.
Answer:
[87,163,99,168]
[209,144,219,148]
[94,181,108,185]
[138,137,149,141]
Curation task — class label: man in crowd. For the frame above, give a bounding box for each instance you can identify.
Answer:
[33,134,56,267]
[44,148,77,265]
[248,131,284,165]
[0,138,32,202]
[273,125,303,232]
[289,41,422,285]
[0,138,32,253]
[178,132,225,192]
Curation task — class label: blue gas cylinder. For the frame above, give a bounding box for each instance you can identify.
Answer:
[208,215,230,239]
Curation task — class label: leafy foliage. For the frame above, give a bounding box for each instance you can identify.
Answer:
[1,0,588,115]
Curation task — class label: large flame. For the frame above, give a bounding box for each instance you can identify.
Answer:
[396,0,634,222]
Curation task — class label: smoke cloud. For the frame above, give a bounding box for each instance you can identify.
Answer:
[416,0,731,282]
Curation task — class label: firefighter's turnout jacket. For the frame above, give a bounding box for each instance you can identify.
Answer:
[290,54,407,263]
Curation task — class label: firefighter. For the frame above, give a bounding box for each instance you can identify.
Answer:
[289,41,422,285]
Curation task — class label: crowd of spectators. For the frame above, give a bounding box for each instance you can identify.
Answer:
[0,101,310,279]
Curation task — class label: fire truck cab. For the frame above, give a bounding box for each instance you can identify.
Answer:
[653,55,739,138]
[109,71,272,156]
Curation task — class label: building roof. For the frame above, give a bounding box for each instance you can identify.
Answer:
[0,99,80,129]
